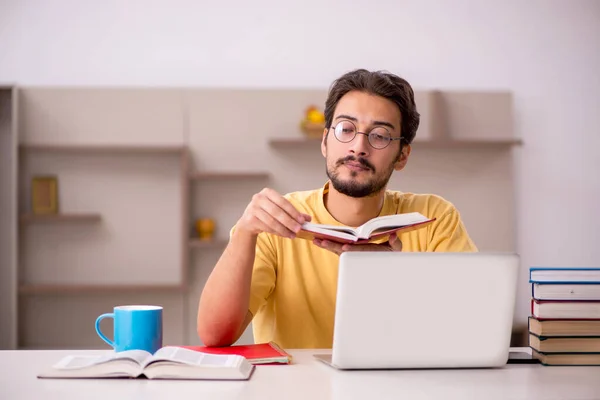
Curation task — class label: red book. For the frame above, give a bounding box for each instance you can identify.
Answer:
[180,342,292,365]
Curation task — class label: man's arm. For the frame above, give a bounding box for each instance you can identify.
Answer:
[196,229,258,347]
[196,188,311,347]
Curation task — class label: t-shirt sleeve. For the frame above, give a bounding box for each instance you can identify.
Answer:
[427,208,478,252]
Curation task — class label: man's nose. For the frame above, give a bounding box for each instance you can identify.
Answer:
[348,132,371,157]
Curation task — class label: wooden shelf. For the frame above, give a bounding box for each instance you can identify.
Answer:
[189,238,229,249]
[412,139,523,149]
[18,284,183,295]
[190,171,270,181]
[268,137,523,149]
[268,137,321,147]
[19,213,102,224]
[19,144,186,154]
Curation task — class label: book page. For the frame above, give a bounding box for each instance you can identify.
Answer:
[53,355,107,370]
[144,347,241,368]
[111,350,153,365]
[52,350,151,370]
[359,212,429,237]
[301,222,358,236]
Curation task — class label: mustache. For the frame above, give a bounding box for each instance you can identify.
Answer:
[336,155,375,172]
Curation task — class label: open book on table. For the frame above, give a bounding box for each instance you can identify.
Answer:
[297,212,435,244]
[37,346,254,380]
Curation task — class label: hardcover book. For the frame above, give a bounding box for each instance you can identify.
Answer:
[297,212,435,244]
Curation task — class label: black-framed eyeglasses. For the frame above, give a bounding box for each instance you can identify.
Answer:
[330,120,403,150]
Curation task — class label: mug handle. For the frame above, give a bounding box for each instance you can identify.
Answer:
[95,313,115,348]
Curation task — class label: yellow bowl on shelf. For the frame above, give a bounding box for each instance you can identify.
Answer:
[195,218,216,241]
[300,120,325,139]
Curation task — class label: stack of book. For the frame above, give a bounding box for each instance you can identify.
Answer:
[528,267,600,366]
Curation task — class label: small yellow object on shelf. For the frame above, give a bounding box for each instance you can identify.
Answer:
[31,176,59,215]
[306,108,325,123]
[195,218,215,241]
[300,105,325,138]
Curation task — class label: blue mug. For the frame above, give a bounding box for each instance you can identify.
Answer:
[95,305,163,353]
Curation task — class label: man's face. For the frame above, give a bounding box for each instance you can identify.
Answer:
[321,90,409,198]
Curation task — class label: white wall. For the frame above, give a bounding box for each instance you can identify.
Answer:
[1,0,599,328]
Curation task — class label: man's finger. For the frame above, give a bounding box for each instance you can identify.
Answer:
[348,244,392,252]
[313,239,396,255]
[389,234,403,251]
[255,208,296,239]
[314,239,344,255]
[261,198,302,235]
[264,189,305,223]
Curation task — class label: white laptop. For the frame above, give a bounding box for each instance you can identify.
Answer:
[314,252,519,369]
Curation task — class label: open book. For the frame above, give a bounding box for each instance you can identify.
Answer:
[297,212,435,244]
[37,346,254,380]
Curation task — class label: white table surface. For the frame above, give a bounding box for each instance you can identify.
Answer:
[1,347,599,400]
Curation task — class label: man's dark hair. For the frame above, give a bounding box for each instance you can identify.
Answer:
[324,69,420,145]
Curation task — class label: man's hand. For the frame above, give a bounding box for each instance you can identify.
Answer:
[236,188,312,239]
[313,234,403,256]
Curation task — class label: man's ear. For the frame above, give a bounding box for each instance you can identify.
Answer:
[394,144,411,171]
[321,129,328,158]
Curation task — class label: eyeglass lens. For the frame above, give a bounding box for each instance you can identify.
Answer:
[333,121,392,149]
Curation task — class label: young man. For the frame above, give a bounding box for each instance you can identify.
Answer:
[197,69,477,349]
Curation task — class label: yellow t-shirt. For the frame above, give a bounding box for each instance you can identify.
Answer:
[245,182,477,349]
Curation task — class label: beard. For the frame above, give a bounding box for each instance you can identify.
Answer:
[326,155,394,198]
